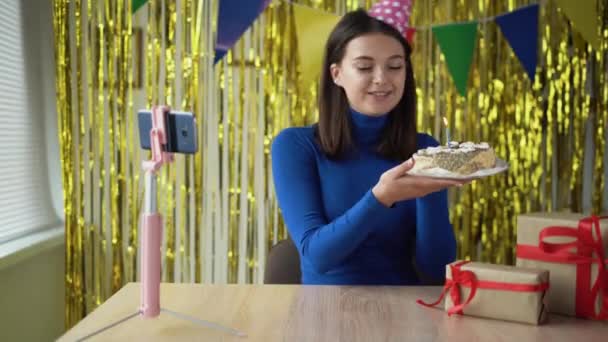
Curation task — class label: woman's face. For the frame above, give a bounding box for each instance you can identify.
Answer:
[330,33,406,116]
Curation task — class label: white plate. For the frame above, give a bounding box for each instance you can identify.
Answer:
[406,157,509,180]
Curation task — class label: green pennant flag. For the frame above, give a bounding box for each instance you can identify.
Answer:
[432,22,478,97]
[133,0,148,14]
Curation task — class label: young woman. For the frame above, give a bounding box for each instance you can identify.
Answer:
[271,9,462,285]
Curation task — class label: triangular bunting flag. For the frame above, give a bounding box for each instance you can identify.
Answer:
[554,0,600,50]
[406,28,416,45]
[432,22,478,97]
[132,0,148,13]
[495,4,539,81]
[293,4,340,87]
[214,0,271,64]
[214,49,228,65]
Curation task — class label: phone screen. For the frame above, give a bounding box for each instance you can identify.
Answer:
[138,110,198,154]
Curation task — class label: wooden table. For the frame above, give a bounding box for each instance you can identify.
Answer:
[59,283,608,341]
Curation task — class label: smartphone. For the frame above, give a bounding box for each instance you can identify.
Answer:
[138,110,198,154]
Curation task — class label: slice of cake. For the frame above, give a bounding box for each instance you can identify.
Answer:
[411,141,496,175]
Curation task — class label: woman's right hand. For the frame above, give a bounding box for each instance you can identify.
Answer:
[372,158,466,207]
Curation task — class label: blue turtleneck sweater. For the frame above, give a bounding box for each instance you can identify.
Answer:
[271,109,456,285]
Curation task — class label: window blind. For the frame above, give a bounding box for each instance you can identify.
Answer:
[0,0,56,243]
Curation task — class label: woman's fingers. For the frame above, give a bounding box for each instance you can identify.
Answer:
[378,163,474,203]
[394,175,469,196]
[425,178,466,188]
[385,158,415,179]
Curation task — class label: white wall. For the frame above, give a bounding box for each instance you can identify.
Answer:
[0,245,65,342]
[0,0,65,341]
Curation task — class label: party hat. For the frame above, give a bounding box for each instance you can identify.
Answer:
[368,0,415,42]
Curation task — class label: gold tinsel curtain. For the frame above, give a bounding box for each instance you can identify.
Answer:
[53,0,606,328]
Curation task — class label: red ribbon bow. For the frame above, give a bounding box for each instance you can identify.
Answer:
[517,215,608,320]
[417,261,549,316]
[417,261,478,315]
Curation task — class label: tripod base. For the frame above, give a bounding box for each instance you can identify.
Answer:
[75,307,247,341]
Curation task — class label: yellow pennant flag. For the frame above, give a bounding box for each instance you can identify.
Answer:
[293,4,340,88]
[554,0,600,50]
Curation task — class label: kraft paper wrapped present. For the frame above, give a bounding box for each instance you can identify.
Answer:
[417,260,549,325]
[516,213,608,320]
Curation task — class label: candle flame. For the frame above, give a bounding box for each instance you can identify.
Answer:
[443,116,448,126]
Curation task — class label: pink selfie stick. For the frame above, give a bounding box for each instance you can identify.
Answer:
[74,106,246,340]
[140,105,173,317]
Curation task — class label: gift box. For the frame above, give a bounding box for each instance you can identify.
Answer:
[516,213,608,320]
[417,260,549,325]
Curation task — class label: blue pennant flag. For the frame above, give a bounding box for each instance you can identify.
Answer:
[495,4,539,81]
[214,0,271,65]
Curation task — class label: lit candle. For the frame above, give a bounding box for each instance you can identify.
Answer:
[443,116,450,146]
